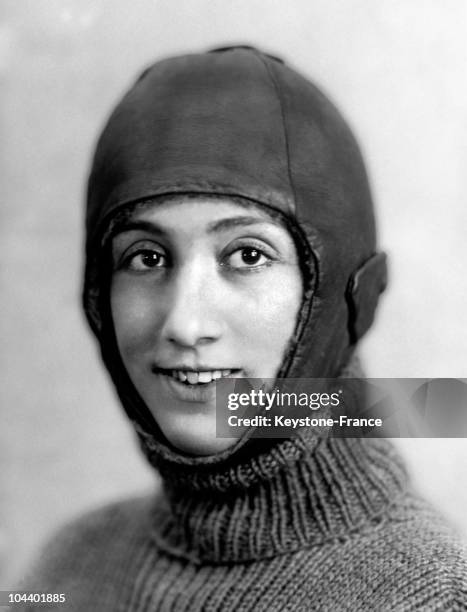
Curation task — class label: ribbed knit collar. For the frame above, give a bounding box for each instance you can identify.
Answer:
[146,434,408,565]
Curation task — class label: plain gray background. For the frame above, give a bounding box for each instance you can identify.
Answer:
[2,0,466,587]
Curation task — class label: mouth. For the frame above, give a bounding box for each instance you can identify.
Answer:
[151,366,243,405]
[152,367,242,385]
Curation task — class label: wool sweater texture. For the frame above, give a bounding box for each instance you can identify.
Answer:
[21,434,467,612]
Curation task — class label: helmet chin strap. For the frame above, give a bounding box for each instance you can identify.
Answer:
[346,252,388,345]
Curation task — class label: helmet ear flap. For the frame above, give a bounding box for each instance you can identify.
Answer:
[346,252,388,344]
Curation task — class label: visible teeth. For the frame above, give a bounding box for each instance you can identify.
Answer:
[198,371,212,383]
[169,369,236,384]
[186,371,199,384]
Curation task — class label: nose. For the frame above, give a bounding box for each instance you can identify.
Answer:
[160,260,223,349]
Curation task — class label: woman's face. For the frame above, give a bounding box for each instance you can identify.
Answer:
[110,197,303,456]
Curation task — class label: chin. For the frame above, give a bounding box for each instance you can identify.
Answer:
[157,415,240,457]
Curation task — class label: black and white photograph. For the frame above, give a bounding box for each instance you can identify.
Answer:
[2,1,467,610]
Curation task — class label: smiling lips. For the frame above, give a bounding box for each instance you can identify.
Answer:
[155,368,239,385]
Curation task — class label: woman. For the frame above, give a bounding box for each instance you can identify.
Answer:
[21,45,466,611]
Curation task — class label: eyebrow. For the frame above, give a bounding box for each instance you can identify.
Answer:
[206,215,283,233]
[111,220,166,238]
[111,215,283,239]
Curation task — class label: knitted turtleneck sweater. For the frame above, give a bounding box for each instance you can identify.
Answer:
[21,435,467,611]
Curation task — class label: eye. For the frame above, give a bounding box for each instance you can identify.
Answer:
[227,246,270,269]
[124,249,167,271]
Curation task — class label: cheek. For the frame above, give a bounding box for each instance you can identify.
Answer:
[110,279,162,363]
[231,267,303,366]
